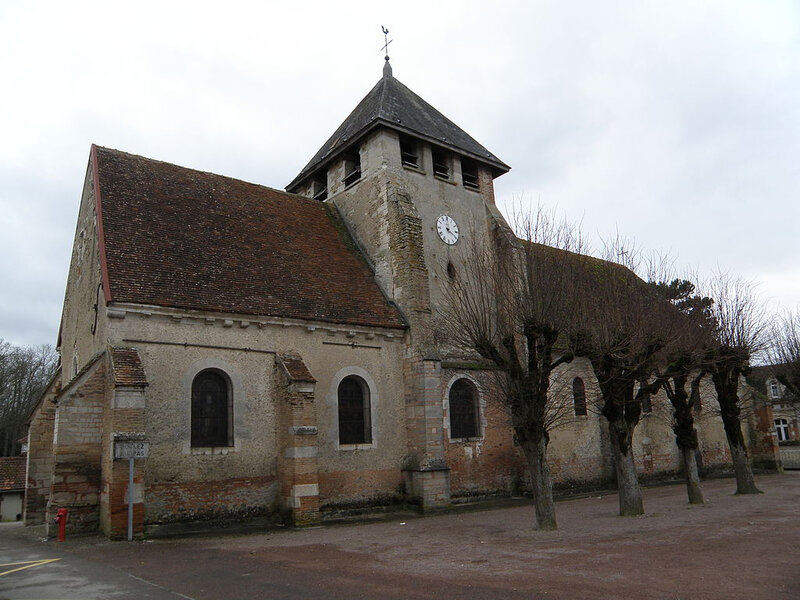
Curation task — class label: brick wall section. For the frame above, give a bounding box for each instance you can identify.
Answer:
[47,360,107,536]
[749,401,782,470]
[24,374,60,525]
[101,348,148,538]
[276,355,320,526]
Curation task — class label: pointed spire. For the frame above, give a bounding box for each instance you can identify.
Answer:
[383,57,393,78]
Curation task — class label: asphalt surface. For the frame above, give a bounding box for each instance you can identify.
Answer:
[2,472,799,600]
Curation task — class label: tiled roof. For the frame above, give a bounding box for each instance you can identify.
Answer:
[279,354,316,383]
[287,62,509,191]
[93,146,405,330]
[109,347,148,387]
[0,457,26,492]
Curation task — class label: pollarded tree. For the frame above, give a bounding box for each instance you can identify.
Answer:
[702,274,768,495]
[439,209,586,530]
[649,279,715,505]
[573,245,681,516]
[769,310,800,400]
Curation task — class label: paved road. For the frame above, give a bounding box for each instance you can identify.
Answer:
[0,524,185,599]
[2,473,799,600]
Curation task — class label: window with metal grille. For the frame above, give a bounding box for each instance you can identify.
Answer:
[432,148,450,179]
[775,418,790,442]
[342,151,361,188]
[449,378,479,439]
[400,135,419,168]
[573,377,587,416]
[338,376,371,445]
[191,370,232,447]
[461,157,479,190]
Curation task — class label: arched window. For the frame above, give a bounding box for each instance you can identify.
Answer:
[775,418,790,442]
[449,378,480,439]
[338,376,371,445]
[573,377,587,416]
[191,370,232,447]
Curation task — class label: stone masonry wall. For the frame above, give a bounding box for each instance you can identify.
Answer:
[47,360,107,536]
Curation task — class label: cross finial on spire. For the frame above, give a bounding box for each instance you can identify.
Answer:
[381,25,393,77]
[381,25,392,62]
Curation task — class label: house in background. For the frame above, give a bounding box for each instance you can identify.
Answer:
[0,456,26,522]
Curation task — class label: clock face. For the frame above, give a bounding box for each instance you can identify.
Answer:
[436,215,459,245]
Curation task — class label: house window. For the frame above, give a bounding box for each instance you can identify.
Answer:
[432,148,450,179]
[191,369,232,447]
[342,150,362,188]
[461,157,479,190]
[338,376,371,444]
[449,378,480,439]
[573,377,587,416]
[640,391,653,413]
[400,135,419,169]
[770,382,780,399]
[312,172,328,201]
[775,418,790,442]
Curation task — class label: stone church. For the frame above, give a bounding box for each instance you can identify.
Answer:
[25,59,776,538]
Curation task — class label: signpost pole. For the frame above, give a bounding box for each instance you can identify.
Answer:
[128,457,134,541]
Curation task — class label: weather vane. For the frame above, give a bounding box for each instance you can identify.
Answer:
[381,25,393,61]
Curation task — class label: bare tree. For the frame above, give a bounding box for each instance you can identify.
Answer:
[572,243,681,516]
[439,208,585,530]
[702,274,768,495]
[649,279,715,504]
[0,341,58,456]
[768,310,800,400]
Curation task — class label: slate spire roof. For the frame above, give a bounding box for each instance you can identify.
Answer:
[287,60,510,191]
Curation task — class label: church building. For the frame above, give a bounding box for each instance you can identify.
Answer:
[24,59,776,538]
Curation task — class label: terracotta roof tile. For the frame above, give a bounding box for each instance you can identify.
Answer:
[93,147,405,330]
[109,347,148,386]
[279,354,316,383]
[0,457,26,492]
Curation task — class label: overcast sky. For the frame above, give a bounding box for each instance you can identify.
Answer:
[1,0,798,348]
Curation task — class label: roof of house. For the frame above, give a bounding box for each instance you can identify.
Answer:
[0,457,26,492]
[92,146,406,330]
[286,61,510,191]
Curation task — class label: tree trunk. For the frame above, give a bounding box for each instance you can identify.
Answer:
[681,446,704,504]
[521,437,557,530]
[723,426,761,495]
[609,429,644,516]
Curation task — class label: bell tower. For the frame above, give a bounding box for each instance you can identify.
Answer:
[287,58,511,508]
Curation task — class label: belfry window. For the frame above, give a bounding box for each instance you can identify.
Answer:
[400,135,420,169]
[338,376,372,445]
[312,172,328,201]
[573,377,587,416]
[191,369,232,447]
[343,150,362,188]
[449,378,480,439]
[461,157,479,190]
[432,148,450,179]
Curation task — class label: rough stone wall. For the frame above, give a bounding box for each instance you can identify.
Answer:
[59,159,108,387]
[102,306,407,525]
[47,359,107,536]
[24,374,60,525]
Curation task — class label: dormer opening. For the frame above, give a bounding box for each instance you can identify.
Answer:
[343,149,362,188]
[312,171,328,201]
[432,148,450,180]
[461,157,479,190]
[400,135,420,169]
